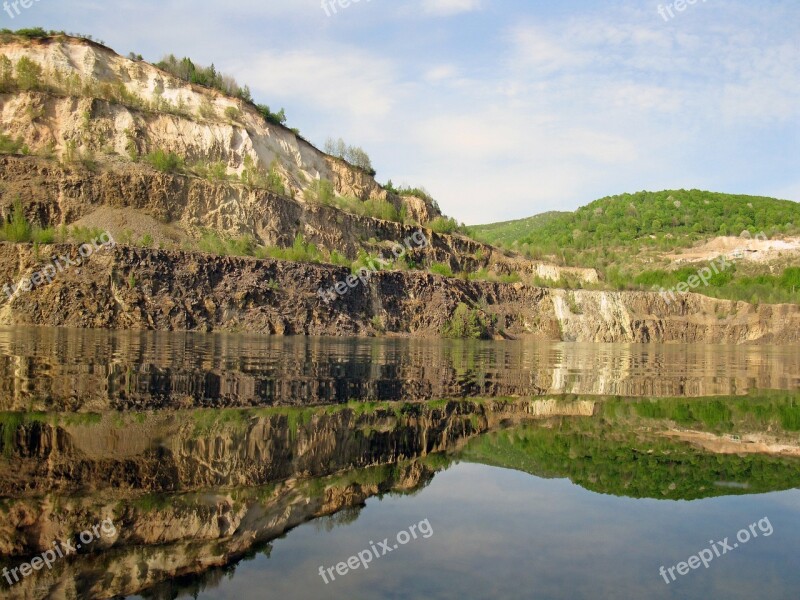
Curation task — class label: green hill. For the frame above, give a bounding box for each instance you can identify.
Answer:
[458,392,800,500]
[473,190,799,254]
[467,211,567,246]
[470,190,800,304]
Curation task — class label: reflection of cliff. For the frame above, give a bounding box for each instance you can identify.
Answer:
[1,328,797,411]
[0,401,484,497]
[0,461,437,600]
[459,392,800,501]
[1,393,799,598]
[1,395,586,599]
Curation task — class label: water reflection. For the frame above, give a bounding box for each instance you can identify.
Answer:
[0,327,797,411]
[1,393,799,598]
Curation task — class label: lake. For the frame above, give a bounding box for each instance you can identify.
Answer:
[0,327,798,599]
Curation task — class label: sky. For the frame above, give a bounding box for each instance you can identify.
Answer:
[10,0,800,224]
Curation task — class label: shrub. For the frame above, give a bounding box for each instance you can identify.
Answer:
[430,263,454,278]
[15,57,43,90]
[304,178,335,205]
[329,250,350,267]
[0,132,25,154]
[14,28,48,39]
[362,199,399,222]
[239,155,263,189]
[0,200,31,242]
[426,217,462,235]
[207,161,228,181]
[197,231,258,257]
[256,104,286,126]
[31,227,55,244]
[145,149,183,173]
[443,303,489,339]
[266,161,286,195]
[156,54,252,102]
[198,230,227,255]
[70,225,105,244]
[323,137,375,174]
[198,99,216,120]
[224,106,241,122]
[267,233,324,264]
[0,55,13,92]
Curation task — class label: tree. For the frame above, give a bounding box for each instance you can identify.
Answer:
[324,137,373,173]
[0,55,13,92]
[15,57,42,91]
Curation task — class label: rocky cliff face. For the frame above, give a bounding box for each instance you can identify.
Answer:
[0,35,794,345]
[0,242,796,344]
[0,37,392,206]
[0,35,599,285]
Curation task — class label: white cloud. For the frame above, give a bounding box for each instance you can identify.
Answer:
[421,0,482,17]
[423,64,459,83]
[66,0,799,223]
[231,48,397,120]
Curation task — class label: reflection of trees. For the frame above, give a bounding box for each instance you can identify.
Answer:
[313,505,364,532]
[137,542,273,600]
[459,401,800,501]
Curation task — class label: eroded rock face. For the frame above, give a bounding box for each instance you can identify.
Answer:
[0,241,797,344]
[0,37,393,207]
[0,35,599,286]
[0,155,599,285]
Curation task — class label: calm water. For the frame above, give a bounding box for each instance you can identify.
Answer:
[0,327,798,410]
[0,327,798,599]
[130,463,800,600]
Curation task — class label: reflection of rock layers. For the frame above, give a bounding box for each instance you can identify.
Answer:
[0,328,797,411]
[660,430,800,457]
[0,398,599,599]
[0,398,579,497]
[546,342,800,397]
[0,462,435,600]
[2,393,800,598]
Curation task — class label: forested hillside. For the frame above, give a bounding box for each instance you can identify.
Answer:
[471,190,800,304]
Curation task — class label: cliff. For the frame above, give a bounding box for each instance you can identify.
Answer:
[0,35,598,283]
[0,242,797,344]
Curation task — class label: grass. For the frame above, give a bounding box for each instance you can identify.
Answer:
[306,179,407,223]
[265,234,325,263]
[0,200,31,242]
[429,263,454,278]
[145,149,183,173]
[197,230,257,257]
[425,216,465,235]
[0,132,29,155]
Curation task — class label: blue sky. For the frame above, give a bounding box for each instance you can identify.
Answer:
[11,0,800,223]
